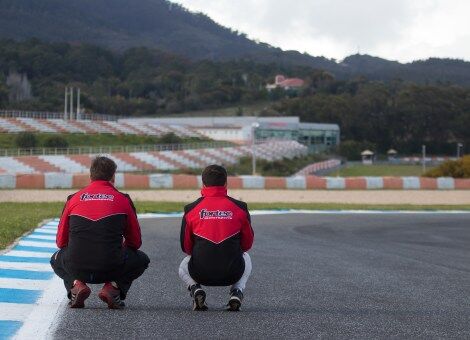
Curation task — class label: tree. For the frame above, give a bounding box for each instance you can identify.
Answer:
[15,132,37,148]
[158,133,183,144]
[43,135,69,148]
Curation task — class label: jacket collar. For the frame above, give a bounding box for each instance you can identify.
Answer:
[88,180,114,188]
[201,186,227,197]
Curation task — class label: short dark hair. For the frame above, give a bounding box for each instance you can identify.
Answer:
[90,156,117,181]
[202,164,227,187]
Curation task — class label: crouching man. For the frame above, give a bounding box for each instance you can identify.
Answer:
[179,165,254,311]
[51,156,150,309]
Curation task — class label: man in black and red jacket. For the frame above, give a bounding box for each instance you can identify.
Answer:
[179,165,254,311]
[50,156,149,309]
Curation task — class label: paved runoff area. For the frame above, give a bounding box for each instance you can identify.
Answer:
[1,212,470,339]
[2,189,470,205]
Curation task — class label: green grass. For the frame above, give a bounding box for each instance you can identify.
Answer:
[2,201,469,250]
[0,202,64,250]
[0,133,211,149]
[227,155,324,176]
[336,164,432,177]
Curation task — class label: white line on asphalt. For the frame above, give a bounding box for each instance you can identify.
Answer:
[0,278,49,290]
[6,250,53,258]
[0,303,32,322]
[0,262,53,272]
[24,235,56,241]
[31,229,57,235]
[275,209,470,214]
[14,276,66,340]
[17,241,56,248]
[137,210,470,219]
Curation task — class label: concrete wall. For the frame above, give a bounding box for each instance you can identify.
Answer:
[1,173,469,190]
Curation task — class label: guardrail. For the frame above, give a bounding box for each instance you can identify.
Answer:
[0,141,235,156]
[0,110,118,121]
[294,159,342,176]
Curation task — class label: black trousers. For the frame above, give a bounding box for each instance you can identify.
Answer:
[50,247,150,300]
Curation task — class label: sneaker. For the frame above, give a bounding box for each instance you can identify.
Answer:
[69,280,91,308]
[189,284,208,311]
[227,288,243,311]
[98,282,124,309]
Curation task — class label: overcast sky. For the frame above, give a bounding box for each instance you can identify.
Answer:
[173,0,470,63]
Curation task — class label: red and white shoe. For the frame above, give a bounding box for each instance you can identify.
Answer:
[69,280,91,308]
[98,282,124,309]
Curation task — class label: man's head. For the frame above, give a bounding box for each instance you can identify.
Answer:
[90,156,117,182]
[202,164,227,187]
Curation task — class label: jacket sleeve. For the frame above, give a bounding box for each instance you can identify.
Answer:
[240,204,254,252]
[180,209,193,255]
[56,195,74,248]
[123,195,142,250]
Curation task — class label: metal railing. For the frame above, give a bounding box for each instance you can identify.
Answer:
[0,110,118,121]
[0,141,236,157]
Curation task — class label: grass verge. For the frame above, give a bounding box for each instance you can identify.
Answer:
[336,164,432,177]
[0,132,211,149]
[2,201,470,250]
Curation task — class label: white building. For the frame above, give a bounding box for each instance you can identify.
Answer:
[119,116,300,144]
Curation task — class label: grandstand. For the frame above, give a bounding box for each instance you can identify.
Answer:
[0,117,204,138]
[0,140,308,174]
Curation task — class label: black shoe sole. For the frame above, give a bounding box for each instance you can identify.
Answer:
[227,297,241,312]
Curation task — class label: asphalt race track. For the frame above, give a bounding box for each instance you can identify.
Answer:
[53,213,470,339]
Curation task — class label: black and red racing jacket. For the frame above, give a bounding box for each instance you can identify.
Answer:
[56,180,142,272]
[180,186,254,286]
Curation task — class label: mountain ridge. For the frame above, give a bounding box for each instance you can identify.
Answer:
[1,0,470,85]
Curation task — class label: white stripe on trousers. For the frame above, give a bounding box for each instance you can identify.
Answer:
[178,252,252,291]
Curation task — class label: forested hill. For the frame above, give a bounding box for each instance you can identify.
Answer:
[1,0,470,85]
[0,0,337,70]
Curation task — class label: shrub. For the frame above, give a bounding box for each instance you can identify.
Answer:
[15,132,37,148]
[337,140,376,161]
[158,133,183,145]
[43,135,69,148]
[424,155,470,178]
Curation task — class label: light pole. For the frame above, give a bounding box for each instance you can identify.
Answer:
[64,87,68,120]
[457,143,463,158]
[251,122,260,176]
[422,145,426,174]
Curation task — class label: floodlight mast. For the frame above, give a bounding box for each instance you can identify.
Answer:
[422,145,426,174]
[70,87,74,120]
[251,122,260,176]
[457,143,463,158]
[77,88,81,120]
[64,87,68,120]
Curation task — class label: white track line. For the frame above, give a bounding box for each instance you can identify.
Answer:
[31,229,57,235]
[14,276,66,339]
[39,226,57,229]
[0,278,49,290]
[24,235,56,241]
[5,250,52,258]
[17,241,56,248]
[137,210,470,219]
[0,262,52,272]
[274,209,470,214]
[0,303,32,322]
